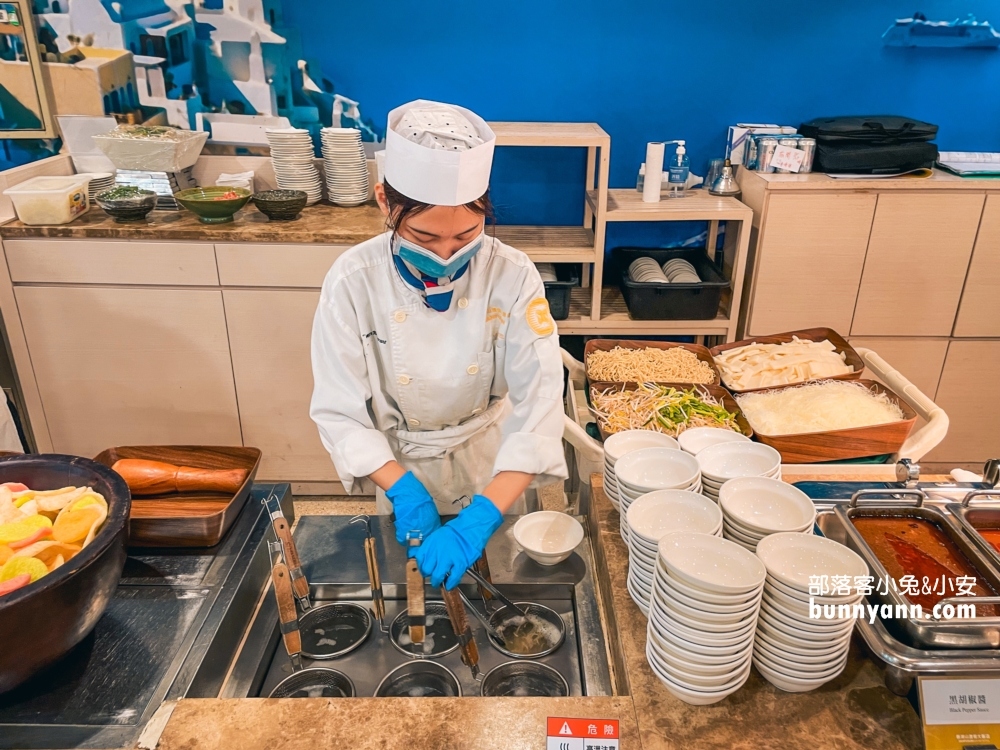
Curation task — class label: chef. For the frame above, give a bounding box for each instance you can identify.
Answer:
[310,100,568,590]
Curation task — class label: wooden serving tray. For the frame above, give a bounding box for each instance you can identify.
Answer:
[584,339,720,386]
[589,381,752,442]
[738,380,917,464]
[93,445,261,548]
[708,327,864,393]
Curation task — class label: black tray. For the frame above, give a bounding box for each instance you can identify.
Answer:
[613,247,729,320]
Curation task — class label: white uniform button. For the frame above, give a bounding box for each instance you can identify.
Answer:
[467,364,479,375]
[457,297,469,309]
[397,375,411,385]
[393,310,407,323]
[408,418,420,427]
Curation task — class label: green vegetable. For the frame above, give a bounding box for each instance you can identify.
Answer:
[100,186,147,200]
[645,385,739,432]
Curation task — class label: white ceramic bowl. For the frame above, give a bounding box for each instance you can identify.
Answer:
[766,574,859,605]
[658,532,766,594]
[656,574,761,614]
[648,625,754,665]
[753,646,848,680]
[512,511,584,566]
[719,477,816,534]
[753,656,841,693]
[657,589,760,626]
[655,558,761,605]
[755,627,852,658]
[605,430,680,463]
[763,585,861,621]
[648,648,753,704]
[758,607,856,641]
[648,634,751,676]
[753,636,848,667]
[678,427,751,455]
[650,604,757,647]
[649,648,752,689]
[626,490,723,543]
[755,532,868,592]
[696,442,782,482]
[615,448,701,492]
[760,598,855,634]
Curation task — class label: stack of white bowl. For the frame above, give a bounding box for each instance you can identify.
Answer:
[660,258,700,283]
[629,257,669,283]
[535,263,558,282]
[718,477,816,552]
[266,128,322,205]
[603,431,678,512]
[646,532,766,705]
[626,490,723,615]
[677,426,751,456]
[320,127,370,206]
[753,532,867,692]
[696,441,782,502]
[614,447,701,543]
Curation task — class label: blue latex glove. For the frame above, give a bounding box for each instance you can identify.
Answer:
[414,494,503,589]
[386,471,440,549]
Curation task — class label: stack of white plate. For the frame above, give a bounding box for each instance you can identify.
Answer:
[661,258,700,283]
[266,128,322,205]
[646,532,766,705]
[614,447,701,543]
[696,442,782,502]
[718,477,816,552]
[603,430,679,512]
[629,257,668,283]
[535,263,558,282]
[82,172,115,202]
[677,427,751,456]
[625,490,723,615]
[753,533,867,692]
[320,127,369,207]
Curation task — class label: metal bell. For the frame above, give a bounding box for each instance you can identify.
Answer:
[709,159,741,197]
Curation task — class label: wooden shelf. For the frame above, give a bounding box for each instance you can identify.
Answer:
[587,189,752,222]
[555,286,733,336]
[489,122,610,147]
[493,225,596,262]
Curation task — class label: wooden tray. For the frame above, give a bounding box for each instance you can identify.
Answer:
[93,445,261,548]
[708,327,863,393]
[588,381,752,442]
[584,339,720,386]
[736,380,917,464]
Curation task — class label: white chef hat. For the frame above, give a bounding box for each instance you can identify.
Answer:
[383,99,495,206]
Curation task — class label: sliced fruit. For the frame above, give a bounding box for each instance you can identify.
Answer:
[52,507,101,545]
[0,514,53,545]
[0,573,31,596]
[0,555,47,583]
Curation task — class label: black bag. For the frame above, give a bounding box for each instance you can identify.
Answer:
[798,115,939,174]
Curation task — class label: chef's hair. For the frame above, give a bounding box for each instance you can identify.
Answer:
[382,180,494,239]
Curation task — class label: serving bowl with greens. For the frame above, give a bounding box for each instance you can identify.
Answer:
[94,186,157,223]
[174,186,252,224]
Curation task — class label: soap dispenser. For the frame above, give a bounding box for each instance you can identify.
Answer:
[667,141,690,199]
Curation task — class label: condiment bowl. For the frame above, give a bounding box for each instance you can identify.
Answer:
[512,511,583,566]
[94,187,157,223]
[615,448,701,492]
[696,442,781,482]
[678,427,751,455]
[658,532,766,595]
[251,189,308,220]
[174,186,252,223]
[719,477,816,534]
[754,532,868,592]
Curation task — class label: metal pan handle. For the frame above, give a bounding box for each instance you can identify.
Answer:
[929,595,1000,620]
[849,488,926,507]
[961,489,1000,507]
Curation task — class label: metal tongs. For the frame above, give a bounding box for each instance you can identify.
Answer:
[457,588,507,647]
[466,566,526,617]
[350,514,387,633]
[263,489,311,611]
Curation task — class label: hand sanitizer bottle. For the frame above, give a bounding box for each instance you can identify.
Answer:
[667,141,690,199]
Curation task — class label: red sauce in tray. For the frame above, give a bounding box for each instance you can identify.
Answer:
[975,528,1000,557]
[851,516,1000,616]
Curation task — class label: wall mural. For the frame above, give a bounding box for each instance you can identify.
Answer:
[2,0,379,170]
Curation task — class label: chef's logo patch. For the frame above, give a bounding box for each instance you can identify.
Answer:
[525,297,555,337]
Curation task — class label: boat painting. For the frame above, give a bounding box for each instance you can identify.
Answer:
[883,13,1000,48]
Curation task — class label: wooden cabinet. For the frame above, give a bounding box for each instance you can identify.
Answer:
[925,341,1000,463]
[15,286,242,457]
[848,337,949,400]
[223,290,337,482]
[215,243,348,288]
[745,192,875,336]
[955,194,1000,337]
[851,193,984,336]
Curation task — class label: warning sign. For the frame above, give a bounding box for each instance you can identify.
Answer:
[546,717,620,750]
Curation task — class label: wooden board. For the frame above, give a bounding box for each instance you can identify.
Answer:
[954,193,1000,337]
[740,380,918,464]
[93,445,261,548]
[709,327,864,393]
[584,339,720,386]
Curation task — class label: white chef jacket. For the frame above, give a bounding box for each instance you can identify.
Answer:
[310,231,568,508]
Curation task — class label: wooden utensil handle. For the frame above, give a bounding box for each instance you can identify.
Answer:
[271,561,301,658]
[111,458,248,496]
[441,587,479,668]
[364,537,385,622]
[406,558,425,643]
[272,517,309,602]
[474,552,494,601]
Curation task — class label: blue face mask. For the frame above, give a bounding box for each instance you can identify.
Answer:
[393,232,484,278]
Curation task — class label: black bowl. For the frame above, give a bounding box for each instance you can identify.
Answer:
[252,189,308,221]
[0,455,130,694]
[95,188,157,223]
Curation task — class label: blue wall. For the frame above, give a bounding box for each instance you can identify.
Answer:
[284,0,1000,246]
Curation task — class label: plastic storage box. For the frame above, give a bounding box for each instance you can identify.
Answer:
[542,264,581,321]
[612,247,728,320]
[3,175,91,226]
